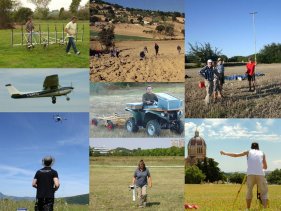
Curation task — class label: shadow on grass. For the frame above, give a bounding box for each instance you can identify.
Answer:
[146,202,161,207]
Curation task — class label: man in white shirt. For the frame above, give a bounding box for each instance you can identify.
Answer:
[64,16,80,55]
[220,142,268,209]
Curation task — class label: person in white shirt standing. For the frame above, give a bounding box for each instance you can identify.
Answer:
[65,16,80,55]
[220,142,268,209]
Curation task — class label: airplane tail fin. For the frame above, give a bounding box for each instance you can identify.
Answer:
[5,84,21,96]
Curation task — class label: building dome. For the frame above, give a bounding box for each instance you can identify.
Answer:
[186,129,207,165]
[188,130,207,147]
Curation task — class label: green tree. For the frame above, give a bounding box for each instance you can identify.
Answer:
[197,157,223,183]
[165,24,175,36]
[266,169,281,185]
[188,42,222,65]
[98,25,115,50]
[28,0,51,19]
[58,7,65,19]
[156,24,165,33]
[258,43,281,63]
[228,172,246,184]
[185,165,205,184]
[14,7,33,23]
[0,0,13,29]
[69,0,81,15]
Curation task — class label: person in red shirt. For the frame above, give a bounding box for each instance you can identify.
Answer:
[246,57,256,92]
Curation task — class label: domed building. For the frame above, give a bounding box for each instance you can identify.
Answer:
[186,129,207,166]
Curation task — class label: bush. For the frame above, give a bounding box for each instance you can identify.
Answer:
[98,25,115,50]
[185,165,205,184]
[156,25,165,33]
[228,172,246,184]
[267,169,281,184]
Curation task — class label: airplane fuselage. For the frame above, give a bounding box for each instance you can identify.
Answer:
[10,87,73,99]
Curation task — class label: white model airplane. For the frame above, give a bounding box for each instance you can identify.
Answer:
[5,74,74,104]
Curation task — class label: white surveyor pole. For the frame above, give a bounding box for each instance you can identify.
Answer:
[250,12,257,63]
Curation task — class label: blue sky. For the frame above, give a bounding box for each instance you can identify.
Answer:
[103,0,184,12]
[185,119,281,172]
[0,113,89,197]
[185,0,281,57]
[90,138,183,149]
[0,69,89,112]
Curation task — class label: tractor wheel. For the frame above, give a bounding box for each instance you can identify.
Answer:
[92,118,98,126]
[106,120,114,130]
[125,117,139,133]
[146,120,161,136]
[172,120,184,134]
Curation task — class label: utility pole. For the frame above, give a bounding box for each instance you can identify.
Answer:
[250,12,257,63]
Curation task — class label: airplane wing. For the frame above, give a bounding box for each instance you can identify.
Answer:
[43,75,59,90]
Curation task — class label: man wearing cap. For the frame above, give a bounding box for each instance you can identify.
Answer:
[65,16,80,55]
[246,57,256,92]
[220,142,268,209]
[32,156,60,211]
[199,59,219,105]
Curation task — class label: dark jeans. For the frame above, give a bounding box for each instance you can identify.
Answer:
[35,198,54,211]
[66,37,78,53]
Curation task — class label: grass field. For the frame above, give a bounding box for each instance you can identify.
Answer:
[0,199,88,211]
[90,83,184,138]
[186,64,281,118]
[185,184,281,211]
[90,156,184,211]
[0,20,89,68]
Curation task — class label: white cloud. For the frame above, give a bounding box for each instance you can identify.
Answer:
[0,165,34,177]
[272,160,281,168]
[203,119,227,127]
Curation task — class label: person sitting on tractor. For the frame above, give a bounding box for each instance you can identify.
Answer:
[142,85,158,107]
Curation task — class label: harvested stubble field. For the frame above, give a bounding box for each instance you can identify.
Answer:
[90,156,184,211]
[90,83,184,138]
[185,184,281,211]
[90,40,184,82]
[186,64,281,118]
[0,199,88,211]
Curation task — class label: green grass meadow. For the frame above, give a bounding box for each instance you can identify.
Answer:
[0,20,89,68]
[91,156,184,211]
[0,199,88,211]
[185,184,281,211]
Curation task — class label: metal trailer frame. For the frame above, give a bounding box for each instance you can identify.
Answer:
[11,24,85,48]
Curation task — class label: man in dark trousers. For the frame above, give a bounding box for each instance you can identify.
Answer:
[246,57,256,92]
[154,43,159,56]
[32,156,60,211]
[142,85,158,106]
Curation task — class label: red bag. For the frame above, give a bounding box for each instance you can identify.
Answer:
[198,81,205,88]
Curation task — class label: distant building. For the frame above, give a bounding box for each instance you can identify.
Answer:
[93,147,110,154]
[185,129,207,166]
[171,139,184,148]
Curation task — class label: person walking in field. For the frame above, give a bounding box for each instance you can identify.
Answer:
[65,16,80,55]
[154,43,159,56]
[246,57,256,92]
[177,45,181,54]
[220,142,268,210]
[142,85,158,106]
[32,156,60,211]
[214,58,225,98]
[144,46,148,54]
[199,59,219,105]
[25,17,35,47]
[132,160,152,208]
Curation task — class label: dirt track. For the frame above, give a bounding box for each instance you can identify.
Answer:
[186,64,281,118]
[90,40,184,82]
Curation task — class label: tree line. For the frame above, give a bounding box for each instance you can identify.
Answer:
[1,0,89,29]
[186,42,281,65]
[185,157,281,185]
[90,146,184,157]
